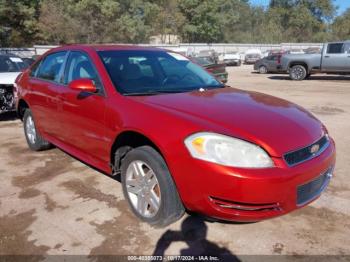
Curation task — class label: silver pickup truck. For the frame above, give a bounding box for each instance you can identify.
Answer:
[281,41,350,80]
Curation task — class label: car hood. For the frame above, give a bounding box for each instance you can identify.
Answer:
[0,72,20,85]
[131,88,323,157]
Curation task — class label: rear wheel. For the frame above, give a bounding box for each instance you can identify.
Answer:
[23,109,52,151]
[259,65,268,74]
[120,146,185,227]
[289,65,307,80]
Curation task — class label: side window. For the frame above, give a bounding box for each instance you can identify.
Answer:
[342,43,350,54]
[327,43,344,54]
[64,52,101,88]
[37,52,66,82]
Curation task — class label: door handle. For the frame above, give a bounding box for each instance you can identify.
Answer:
[324,56,330,58]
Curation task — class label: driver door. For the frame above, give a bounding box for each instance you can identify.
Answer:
[58,51,109,167]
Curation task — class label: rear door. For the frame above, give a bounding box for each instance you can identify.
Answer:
[266,56,278,71]
[322,43,348,71]
[58,51,109,166]
[28,51,67,137]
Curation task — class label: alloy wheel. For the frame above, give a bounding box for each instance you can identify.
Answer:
[291,66,305,80]
[125,160,161,218]
[25,115,36,144]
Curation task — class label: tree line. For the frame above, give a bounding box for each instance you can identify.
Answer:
[0,0,349,47]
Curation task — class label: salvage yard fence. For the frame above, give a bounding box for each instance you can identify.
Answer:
[0,43,323,58]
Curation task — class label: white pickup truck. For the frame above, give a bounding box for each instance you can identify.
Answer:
[281,41,350,80]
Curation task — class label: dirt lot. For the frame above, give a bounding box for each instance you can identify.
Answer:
[0,65,349,259]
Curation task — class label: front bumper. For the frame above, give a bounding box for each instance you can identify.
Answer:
[0,84,15,114]
[170,138,336,222]
[224,59,240,66]
[245,59,259,64]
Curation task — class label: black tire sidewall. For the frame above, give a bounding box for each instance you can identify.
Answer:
[120,146,184,227]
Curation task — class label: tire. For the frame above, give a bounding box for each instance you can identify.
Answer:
[23,109,52,151]
[289,65,307,80]
[120,145,185,227]
[259,65,268,74]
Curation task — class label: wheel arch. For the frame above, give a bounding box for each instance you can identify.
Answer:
[110,130,166,175]
[17,99,30,120]
[289,61,309,73]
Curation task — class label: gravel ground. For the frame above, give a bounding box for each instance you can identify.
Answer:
[0,65,349,259]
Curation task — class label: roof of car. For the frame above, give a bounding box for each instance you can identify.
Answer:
[49,44,167,53]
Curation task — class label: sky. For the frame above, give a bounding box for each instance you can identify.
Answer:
[249,0,350,15]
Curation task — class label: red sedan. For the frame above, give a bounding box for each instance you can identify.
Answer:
[15,45,335,227]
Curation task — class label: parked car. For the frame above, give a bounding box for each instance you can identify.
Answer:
[254,54,283,74]
[245,54,262,64]
[191,56,228,83]
[16,45,335,227]
[21,57,36,66]
[197,49,219,64]
[223,52,241,66]
[0,54,28,114]
[244,49,262,64]
[281,41,350,80]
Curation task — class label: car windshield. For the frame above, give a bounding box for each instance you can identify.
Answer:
[0,56,27,73]
[98,50,224,95]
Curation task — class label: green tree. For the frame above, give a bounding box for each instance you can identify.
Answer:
[332,8,350,41]
[38,0,160,44]
[178,0,224,43]
[0,0,41,47]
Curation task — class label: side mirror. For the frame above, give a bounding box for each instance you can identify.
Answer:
[68,78,97,93]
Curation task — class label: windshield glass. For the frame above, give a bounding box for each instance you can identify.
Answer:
[0,56,27,73]
[98,50,224,95]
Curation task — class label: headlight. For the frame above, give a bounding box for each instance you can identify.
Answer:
[184,132,274,168]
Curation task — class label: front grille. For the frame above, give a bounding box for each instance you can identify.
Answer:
[0,84,15,113]
[297,167,333,206]
[284,135,329,166]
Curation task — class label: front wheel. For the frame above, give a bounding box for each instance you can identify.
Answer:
[259,65,268,74]
[120,146,185,227]
[289,65,307,80]
[23,109,52,151]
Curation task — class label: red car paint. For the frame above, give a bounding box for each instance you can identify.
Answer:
[16,45,335,222]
